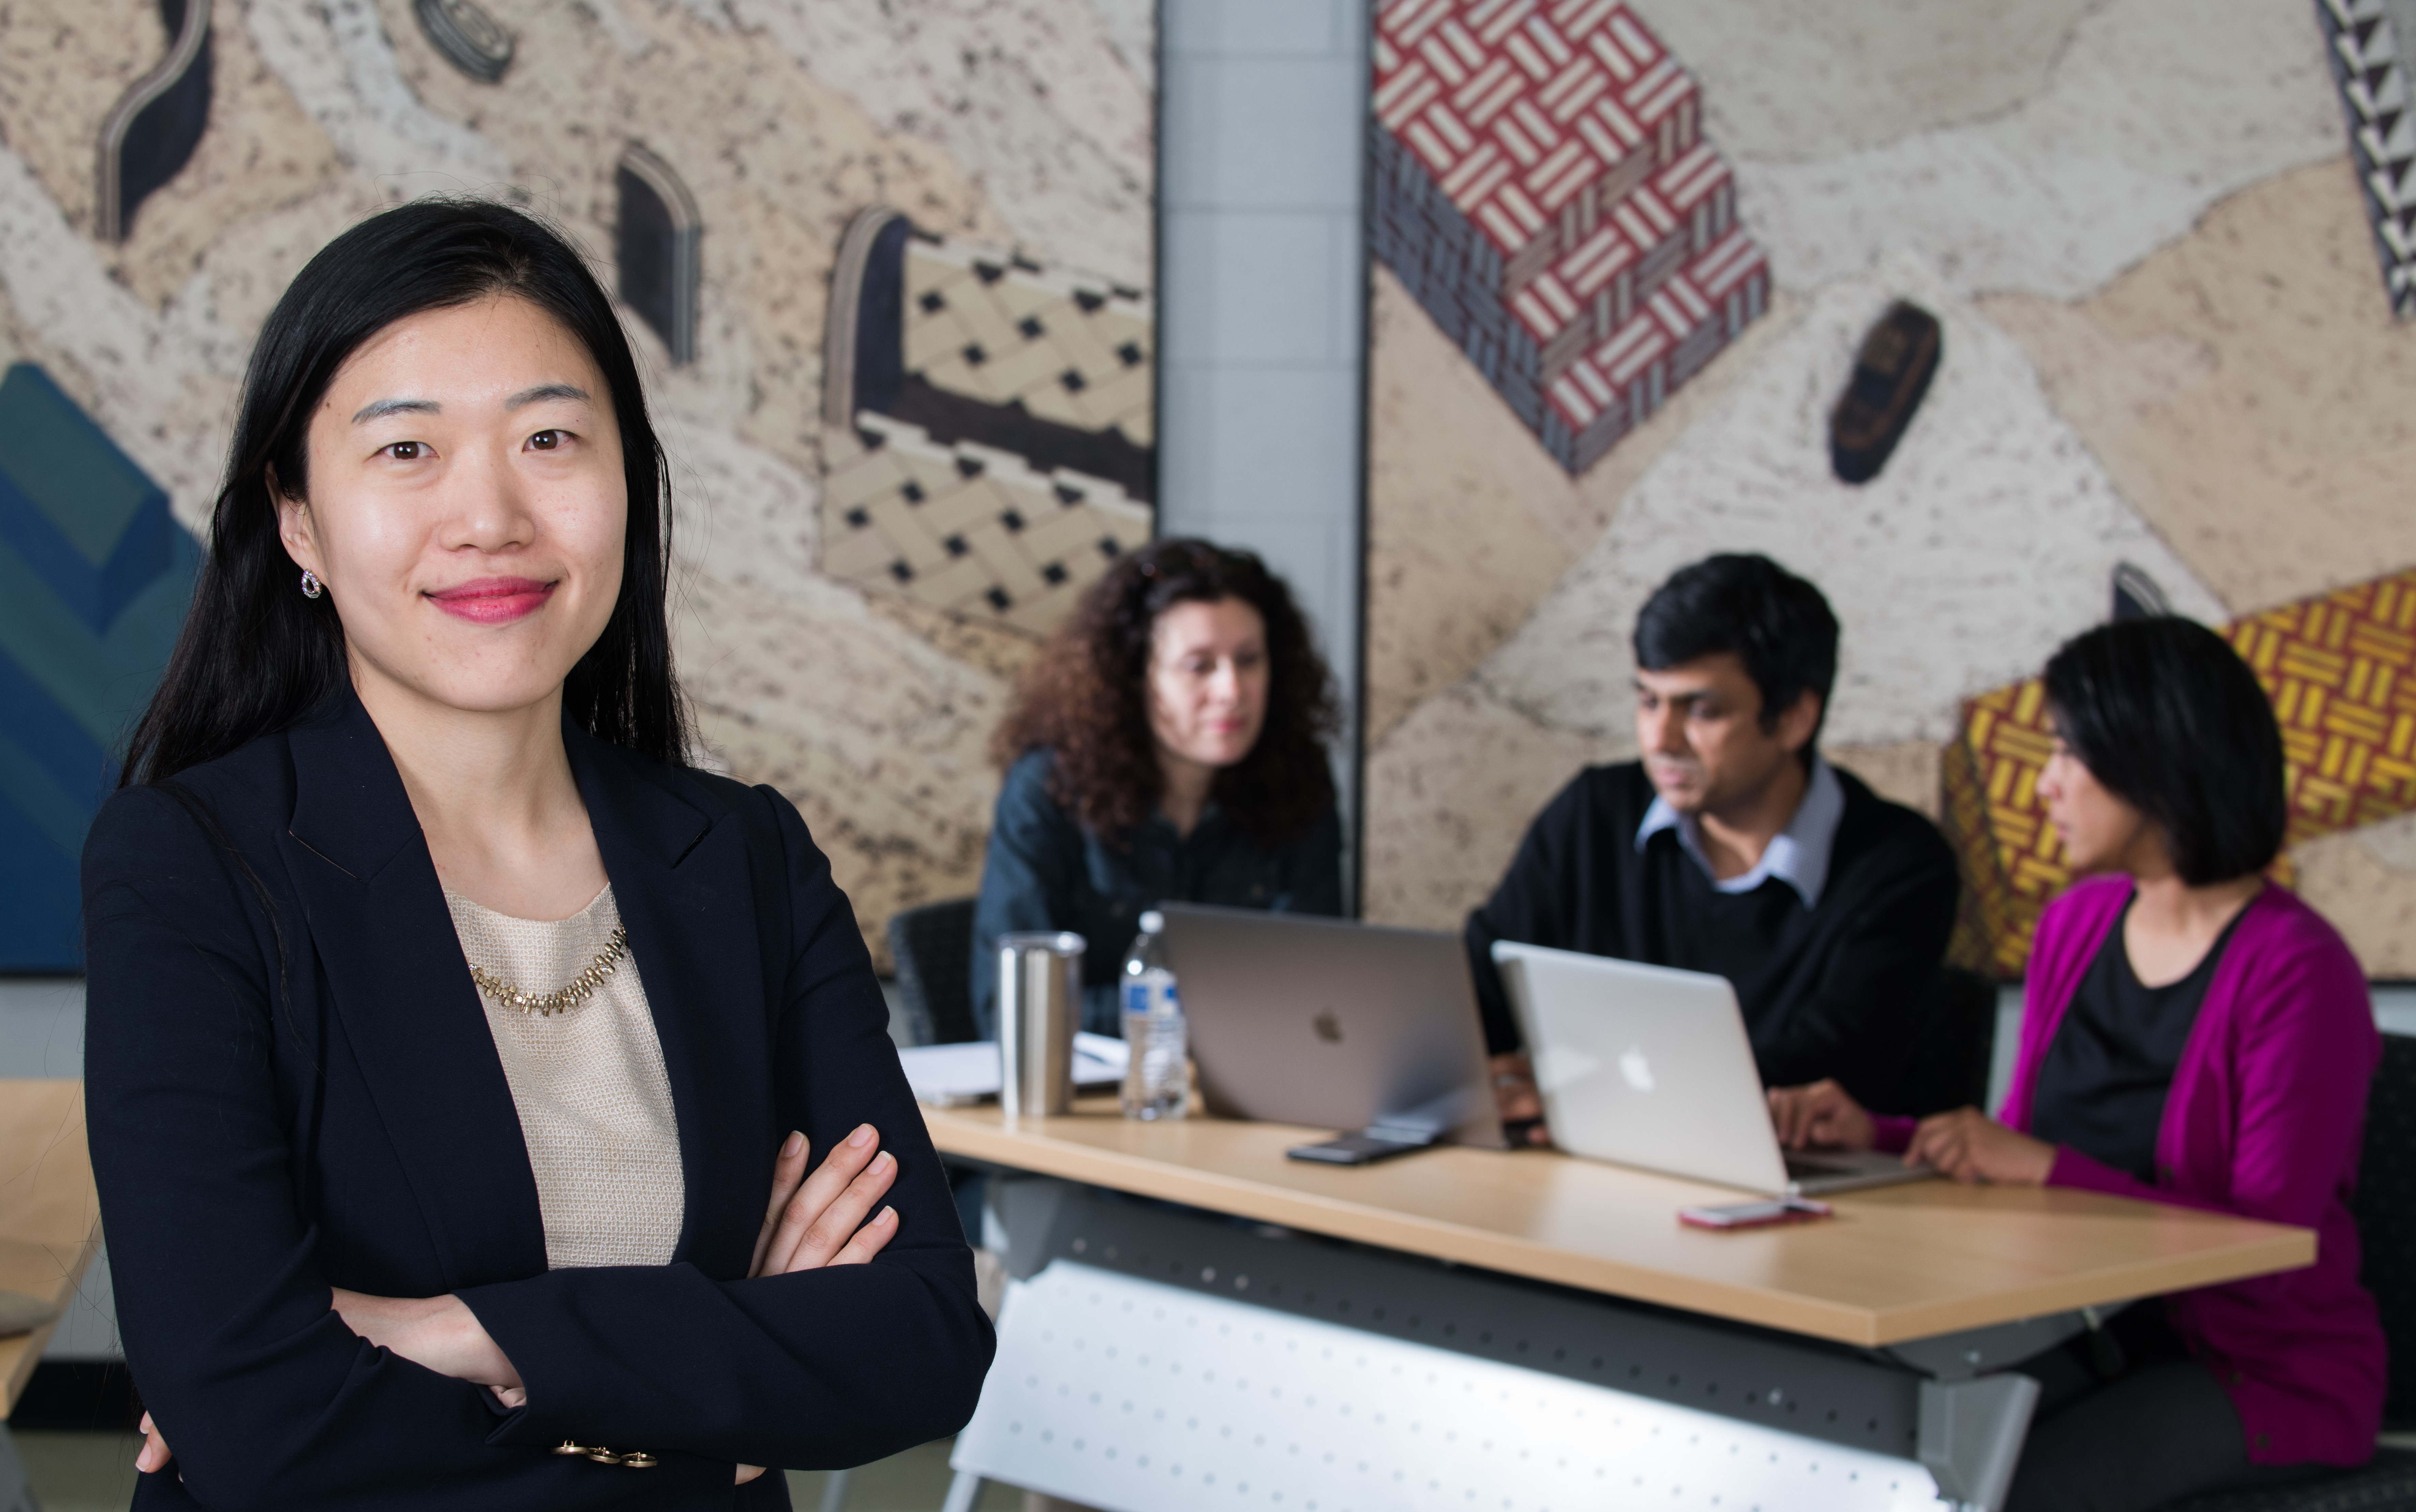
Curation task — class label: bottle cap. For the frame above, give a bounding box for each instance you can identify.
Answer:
[1139,909,1165,934]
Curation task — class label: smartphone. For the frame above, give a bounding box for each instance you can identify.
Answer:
[1286,1134,1430,1166]
[1677,1196,1833,1229]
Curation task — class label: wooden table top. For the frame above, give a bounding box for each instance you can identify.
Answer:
[924,1098,2315,1348]
[0,1082,100,1416]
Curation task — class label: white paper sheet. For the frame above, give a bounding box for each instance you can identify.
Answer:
[899,1033,1129,1106]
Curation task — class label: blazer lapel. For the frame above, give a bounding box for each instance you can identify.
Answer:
[564,725,772,1279]
[283,694,550,1288]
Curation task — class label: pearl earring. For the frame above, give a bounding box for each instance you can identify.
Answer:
[300,569,323,600]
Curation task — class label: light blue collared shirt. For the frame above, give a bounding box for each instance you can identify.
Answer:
[1634,755,1844,909]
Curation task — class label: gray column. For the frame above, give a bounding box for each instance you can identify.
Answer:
[1157,0,1370,904]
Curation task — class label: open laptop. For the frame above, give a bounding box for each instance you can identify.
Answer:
[1490,941,1932,1197]
[1159,904,1508,1154]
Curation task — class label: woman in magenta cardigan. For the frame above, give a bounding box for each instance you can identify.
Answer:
[1769,617,2384,1511]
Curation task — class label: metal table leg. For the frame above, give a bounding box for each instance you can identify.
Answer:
[938,1466,985,1512]
[1884,1310,2091,1510]
[1914,1375,2040,1511]
[0,1423,42,1512]
[816,1465,852,1512]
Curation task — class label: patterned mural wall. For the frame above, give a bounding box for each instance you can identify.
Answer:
[0,0,1157,970]
[1361,0,2416,978]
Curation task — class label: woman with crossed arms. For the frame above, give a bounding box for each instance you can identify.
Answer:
[1770,617,2383,1510]
[84,199,991,1507]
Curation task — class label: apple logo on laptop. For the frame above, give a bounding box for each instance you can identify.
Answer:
[1618,1044,1656,1093]
[1313,1009,1343,1044]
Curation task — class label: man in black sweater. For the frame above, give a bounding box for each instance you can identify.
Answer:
[1468,554,1959,1138]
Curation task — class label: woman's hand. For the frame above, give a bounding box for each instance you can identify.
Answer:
[1766,1079,1875,1152]
[330,1289,523,1396]
[1489,1054,1551,1147]
[731,1125,900,1486]
[1908,1107,2056,1185]
[136,1411,172,1474]
[750,1124,901,1279]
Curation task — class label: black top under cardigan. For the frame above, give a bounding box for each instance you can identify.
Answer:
[1465,760,1960,1105]
[2029,898,2246,1183]
[81,691,994,1510]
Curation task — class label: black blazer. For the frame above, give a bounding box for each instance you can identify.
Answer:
[81,693,994,1510]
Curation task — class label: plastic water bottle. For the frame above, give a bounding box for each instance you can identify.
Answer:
[1120,910,1187,1120]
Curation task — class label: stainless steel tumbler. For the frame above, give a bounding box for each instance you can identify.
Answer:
[996,931,1084,1119]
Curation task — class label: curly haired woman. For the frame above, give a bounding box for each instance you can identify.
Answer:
[970,539,1344,1037]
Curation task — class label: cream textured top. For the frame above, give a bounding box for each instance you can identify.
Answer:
[445,887,685,1269]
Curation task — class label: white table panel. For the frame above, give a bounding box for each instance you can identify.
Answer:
[955,1260,1942,1512]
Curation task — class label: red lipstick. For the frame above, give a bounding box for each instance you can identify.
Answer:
[427,576,555,624]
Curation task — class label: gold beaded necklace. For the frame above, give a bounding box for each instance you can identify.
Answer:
[468,926,631,1016]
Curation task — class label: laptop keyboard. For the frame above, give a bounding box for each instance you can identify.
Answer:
[1783,1151,1876,1179]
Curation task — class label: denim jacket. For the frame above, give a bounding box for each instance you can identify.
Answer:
[970,749,1344,1037]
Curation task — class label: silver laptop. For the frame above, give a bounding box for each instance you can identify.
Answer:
[1159,905,1508,1150]
[1490,941,1931,1196]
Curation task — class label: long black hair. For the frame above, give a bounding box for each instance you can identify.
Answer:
[2043,617,2286,885]
[122,196,690,785]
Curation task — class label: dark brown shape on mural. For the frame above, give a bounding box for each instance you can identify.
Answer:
[1830,301,1941,485]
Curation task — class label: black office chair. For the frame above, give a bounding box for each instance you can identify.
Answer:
[1872,966,1999,1118]
[2157,1032,2416,1511]
[2357,1032,2416,1432]
[885,896,980,1046]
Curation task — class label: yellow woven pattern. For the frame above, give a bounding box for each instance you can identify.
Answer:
[1943,680,2068,977]
[1940,573,2416,975]
[2229,574,2416,843]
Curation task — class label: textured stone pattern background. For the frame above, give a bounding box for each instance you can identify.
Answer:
[0,0,1156,969]
[1364,0,2416,977]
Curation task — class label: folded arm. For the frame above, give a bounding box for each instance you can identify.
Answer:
[456,788,995,1470]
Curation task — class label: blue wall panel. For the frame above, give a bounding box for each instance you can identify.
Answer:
[0,364,196,971]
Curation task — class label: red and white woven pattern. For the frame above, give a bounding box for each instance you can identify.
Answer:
[1507,139,1737,371]
[1547,227,1766,429]
[1372,0,1772,470]
[1375,0,1698,276]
